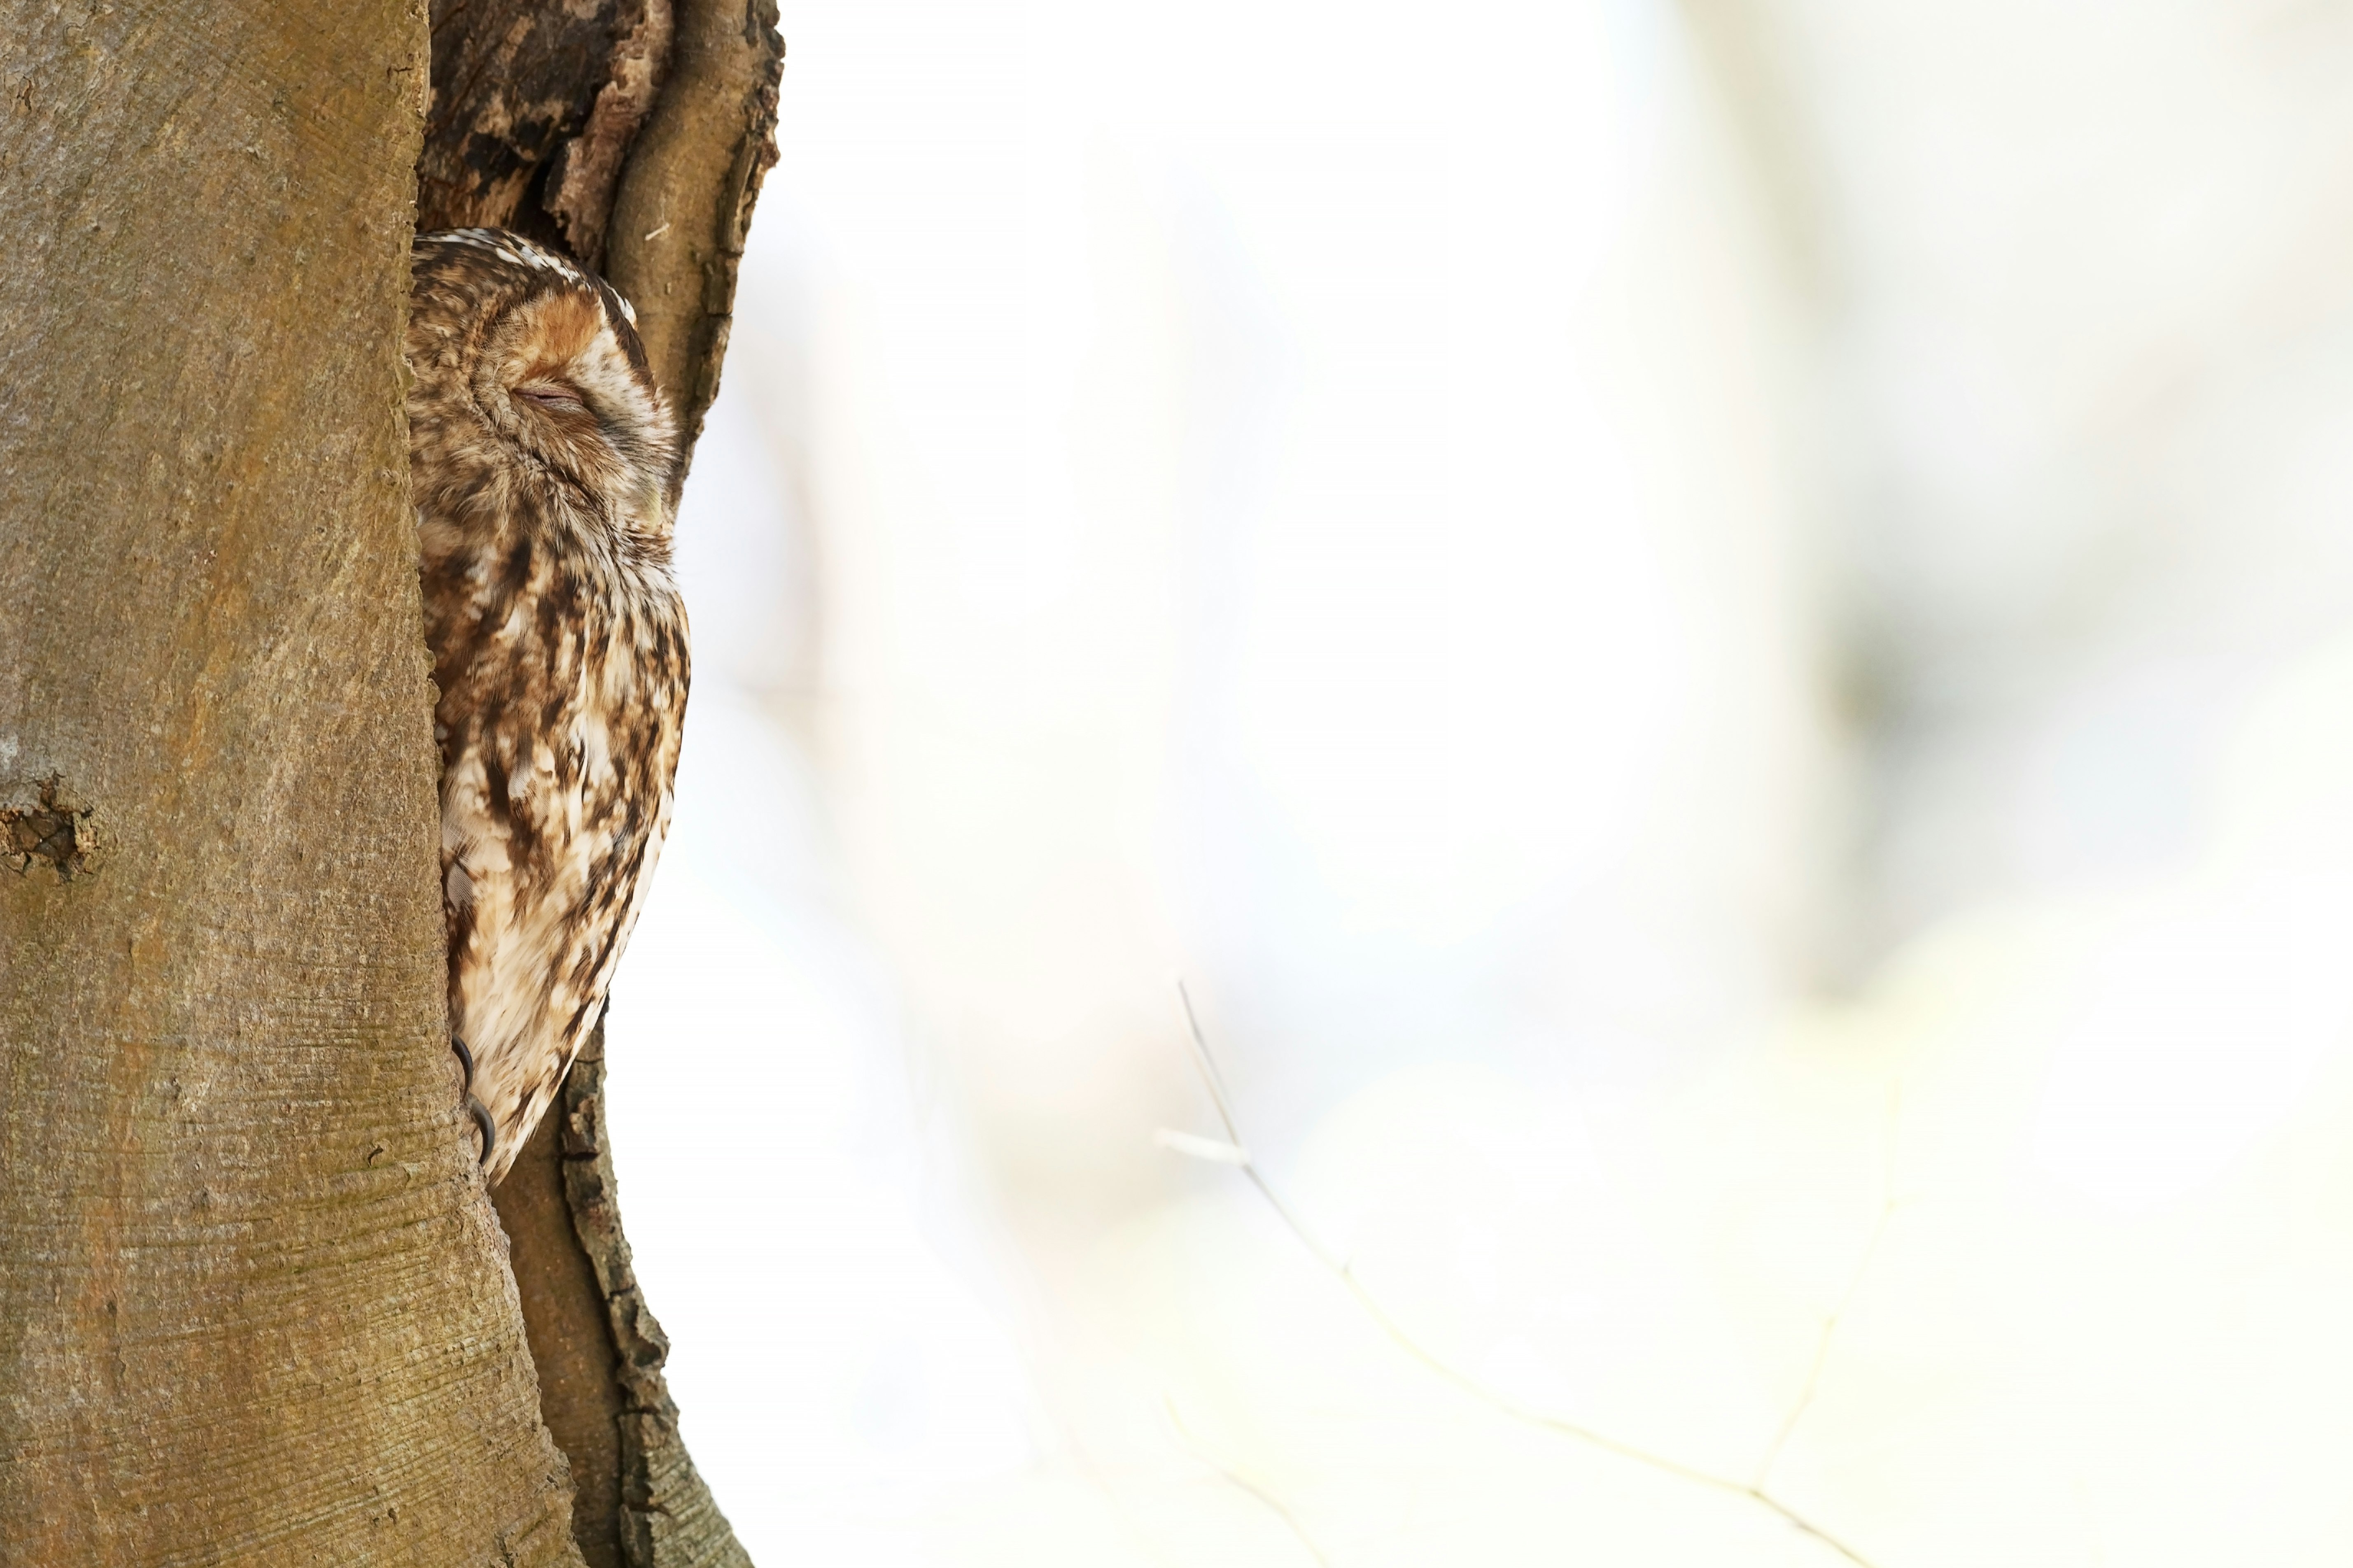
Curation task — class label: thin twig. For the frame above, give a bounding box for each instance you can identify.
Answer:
[1754,1083,1908,1491]
[1163,1395,1333,1567]
[1753,1200,1894,1490]
[1177,981,1245,1146]
[1167,984,1880,1568]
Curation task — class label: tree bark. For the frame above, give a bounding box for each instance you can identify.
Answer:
[495,1025,753,1568]
[0,2,583,1562]
[602,0,785,468]
[416,4,782,1564]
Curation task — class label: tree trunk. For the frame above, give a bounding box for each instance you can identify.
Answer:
[0,2,581,1560]
[0,0,781,1561]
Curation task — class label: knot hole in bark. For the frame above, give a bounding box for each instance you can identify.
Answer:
[1,774,100,880]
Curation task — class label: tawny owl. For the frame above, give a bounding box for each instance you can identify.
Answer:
[406,228,689,1184]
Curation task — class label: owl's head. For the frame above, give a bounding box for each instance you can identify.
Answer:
[407,229,680,543]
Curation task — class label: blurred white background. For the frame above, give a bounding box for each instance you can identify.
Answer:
[600,1,2353,1561]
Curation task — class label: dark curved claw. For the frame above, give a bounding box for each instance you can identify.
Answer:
[466,1095,497,1167]
[450,1035,476,1093]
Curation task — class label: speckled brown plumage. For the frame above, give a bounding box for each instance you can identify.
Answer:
[407,228,688,1184]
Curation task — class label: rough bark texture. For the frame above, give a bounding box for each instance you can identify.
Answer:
[560,1028,752,1567]
[417,0,676,272]
[494,1027,749,1568]
[420,0,781,468]
[500,1060,630,1568]
[602,0,785,472]
[417,4,783,1563]
[0,3,585,1563]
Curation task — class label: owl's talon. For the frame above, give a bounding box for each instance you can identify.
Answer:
[450,1036,476,1093]
[466,1096,497,1167]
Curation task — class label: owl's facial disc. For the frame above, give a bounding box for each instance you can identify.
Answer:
[434,257,678,534]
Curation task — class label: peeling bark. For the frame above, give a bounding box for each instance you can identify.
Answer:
[419,0,672,268]
[543,2,675,272]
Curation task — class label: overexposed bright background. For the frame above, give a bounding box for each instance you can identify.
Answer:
[602,2,2353,1562]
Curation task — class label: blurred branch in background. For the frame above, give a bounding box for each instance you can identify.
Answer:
[1161,1395,1333,1568]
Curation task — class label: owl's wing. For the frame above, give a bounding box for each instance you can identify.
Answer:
[442,631,686,1178]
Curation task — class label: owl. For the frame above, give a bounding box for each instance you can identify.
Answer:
[406,228,689,1184]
